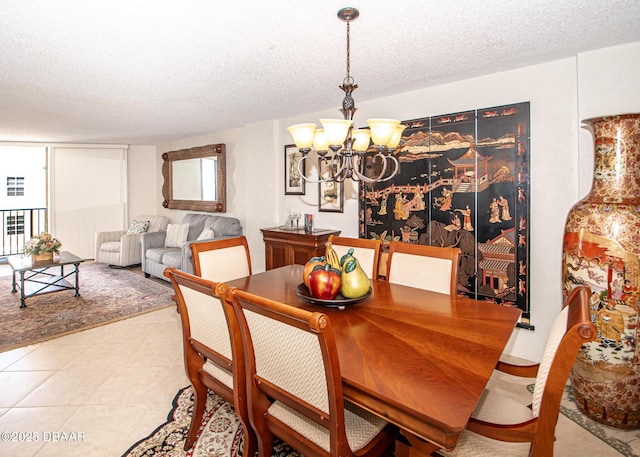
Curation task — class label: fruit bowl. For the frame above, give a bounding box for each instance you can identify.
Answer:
[295,283,372,308]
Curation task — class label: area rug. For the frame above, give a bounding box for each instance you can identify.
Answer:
[124,384,640,457]
[122,386,300,457]
[0,262,174,352]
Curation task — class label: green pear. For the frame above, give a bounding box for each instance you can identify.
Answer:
[340,250,371,299]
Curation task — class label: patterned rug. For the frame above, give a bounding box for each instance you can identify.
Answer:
[122,386,300,457]
[0,262,174,352]
[124,384,640,457]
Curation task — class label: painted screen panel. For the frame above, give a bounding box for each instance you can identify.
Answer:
[359,102,531,323]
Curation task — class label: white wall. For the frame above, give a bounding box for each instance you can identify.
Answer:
[127,144,162,220]
[152,41,640,362]
[576,41,640,197]
[50,145,129,259]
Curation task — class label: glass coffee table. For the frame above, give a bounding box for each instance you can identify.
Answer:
[8,251,85,308]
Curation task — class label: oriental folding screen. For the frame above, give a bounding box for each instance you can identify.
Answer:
[359,102,531,324]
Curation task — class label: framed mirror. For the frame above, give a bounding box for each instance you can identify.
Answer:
[162,143,226,212]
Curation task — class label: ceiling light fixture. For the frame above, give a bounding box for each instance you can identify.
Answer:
[287,7,405,183]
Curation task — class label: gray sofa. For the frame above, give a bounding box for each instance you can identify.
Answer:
[140,213,243,281]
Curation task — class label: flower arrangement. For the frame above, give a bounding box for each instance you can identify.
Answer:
[24,232,62,256]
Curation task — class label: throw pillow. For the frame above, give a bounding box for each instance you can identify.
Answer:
[127,220,150,234]
[196,227,215,241]
[165,223,189,248]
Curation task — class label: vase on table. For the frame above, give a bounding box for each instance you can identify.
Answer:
[562,113,640,429]
[32,252,54,263]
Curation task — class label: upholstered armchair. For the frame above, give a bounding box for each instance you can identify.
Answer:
[95,215,169,267]
[433,286,595,457]
[191,236,252,282]
[385,241,460,295]
[227,287,396,457]
[328,235,382,280]
[164,268,257,455]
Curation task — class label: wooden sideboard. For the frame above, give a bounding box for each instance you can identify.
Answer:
[260,227,341,270]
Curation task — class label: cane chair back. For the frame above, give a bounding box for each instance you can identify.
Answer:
[328,235,382,280]
[438,285,595,457]
[164,268,256,455]
[386,241,460,295]
[227,288,395,457]
[191,236,252,282]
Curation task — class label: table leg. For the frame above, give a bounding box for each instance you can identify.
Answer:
[396,439,412,457]
[11,270,17,293]
[73,263,80,297]
[398,431,442,457]
[19,271,26,308]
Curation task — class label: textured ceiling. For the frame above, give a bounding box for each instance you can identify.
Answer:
[1,0,640,145]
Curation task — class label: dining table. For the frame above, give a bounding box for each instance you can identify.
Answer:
[225,264,522,455]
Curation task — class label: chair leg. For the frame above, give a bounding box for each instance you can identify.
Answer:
[184,382,207,450]
[242,427,258,457]
[235,402,257,457]
[257,431,274,457]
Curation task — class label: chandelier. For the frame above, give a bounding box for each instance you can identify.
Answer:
[287,7,405,184]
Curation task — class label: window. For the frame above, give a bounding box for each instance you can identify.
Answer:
[7,176,25,196]
[6,215,25,235]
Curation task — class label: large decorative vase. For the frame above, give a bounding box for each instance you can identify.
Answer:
[562,113,640,429]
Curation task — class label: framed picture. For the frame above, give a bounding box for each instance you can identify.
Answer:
[284,144,305,195]
[318,161,344,212]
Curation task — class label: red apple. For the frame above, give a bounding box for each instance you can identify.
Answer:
[308,264,342,300]
[303,256,326,287]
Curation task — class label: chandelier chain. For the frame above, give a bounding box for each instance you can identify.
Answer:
[344,21,352,85]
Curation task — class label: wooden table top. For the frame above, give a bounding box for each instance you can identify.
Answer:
[225,264,521,449]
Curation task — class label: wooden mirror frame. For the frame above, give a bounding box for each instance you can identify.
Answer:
[162,143,227,212]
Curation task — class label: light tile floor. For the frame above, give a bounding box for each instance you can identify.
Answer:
[0,265,628,457]
[0,306,188,457]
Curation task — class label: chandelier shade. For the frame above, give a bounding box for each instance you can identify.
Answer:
[312,129,329,151]
[351,129,371,152]
[320,119,353,146]
[388,124,407,149]
[286,123,317,150]
[367,119,401,146]
[287,7,403,184]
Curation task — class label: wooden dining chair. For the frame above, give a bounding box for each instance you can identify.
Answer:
[432,285,596,457]
[190,235,252,282]
[163,268,256,456]
[327,235,382,280]
[385,241,460,295]
[225,287,397,457]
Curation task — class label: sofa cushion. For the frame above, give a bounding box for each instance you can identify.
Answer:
[210,217,242,237]
[196,227,215,241]
[127,220,150,234]
[162,250,183,269]
[101,241,122,253]
[146,247,175,264]
[165,223,189,248]
[182,213,211,241]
